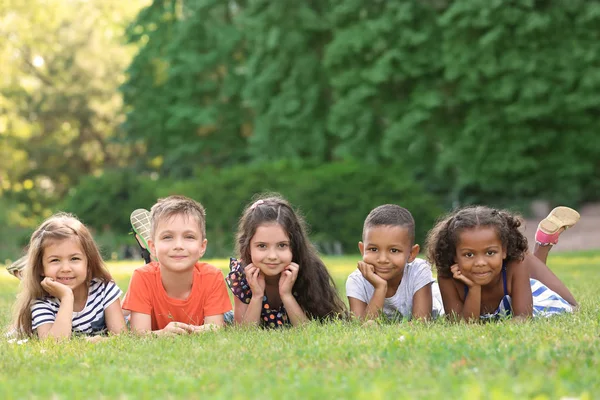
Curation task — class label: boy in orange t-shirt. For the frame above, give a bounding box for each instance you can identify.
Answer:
[123,195,232,335]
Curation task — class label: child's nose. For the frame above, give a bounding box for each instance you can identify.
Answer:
[59,262,73,271]
[267,247,277,259]
[376,252,389,264]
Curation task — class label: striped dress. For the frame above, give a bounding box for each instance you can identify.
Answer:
[31,278,122,336]
[465,265,573,320]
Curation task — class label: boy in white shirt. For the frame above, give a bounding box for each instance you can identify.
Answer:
[346,204,443,321]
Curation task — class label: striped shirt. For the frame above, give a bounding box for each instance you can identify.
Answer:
[31,279,122,336]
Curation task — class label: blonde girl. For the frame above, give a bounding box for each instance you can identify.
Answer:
[13,213,125,339]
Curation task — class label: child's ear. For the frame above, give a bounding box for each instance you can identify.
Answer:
[502,246,507,260]
[199,238,208,258]
[408,244,420,262]
[358,241,365,256]
[148,239,156,258]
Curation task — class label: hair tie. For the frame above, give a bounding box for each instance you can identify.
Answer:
[250,200,265,211]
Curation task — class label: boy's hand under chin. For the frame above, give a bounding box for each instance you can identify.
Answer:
[357,261,387,289]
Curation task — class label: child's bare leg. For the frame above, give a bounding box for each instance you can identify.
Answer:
[528,206,580,306]
[533,242,552,264]
[525,253,577,307]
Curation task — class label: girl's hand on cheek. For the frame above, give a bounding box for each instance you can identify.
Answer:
[244,263,265,297]
[41,277,73,301]
[450,264,475,288]
[279,262,299,297]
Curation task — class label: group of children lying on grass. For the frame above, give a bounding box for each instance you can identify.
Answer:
[5,194,579,339]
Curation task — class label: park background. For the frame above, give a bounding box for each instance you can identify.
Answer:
[1,1,600,399]
[1,0,599,263]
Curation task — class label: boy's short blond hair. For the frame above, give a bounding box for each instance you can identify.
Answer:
[150,195,206,239]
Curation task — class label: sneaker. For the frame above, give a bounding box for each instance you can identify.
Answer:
[535,206,580,246]
[130,209,151,250]
[130,208,154,263]
[6,255,27,279]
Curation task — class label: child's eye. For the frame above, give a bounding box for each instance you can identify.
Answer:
[162,235,172,240]
[71,257,81,261]
[185,235,196,239]
[278,243,289,248]
[50,259,59,263]
[390,249,400,254]
[486,250,496,256]
[367,247,377,252]
[257,243,267,249]
[464,252,473,258]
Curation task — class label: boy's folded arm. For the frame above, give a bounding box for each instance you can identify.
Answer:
[348,296,368,319]
[129,311,153,334]
[197,314,225,331]
[411,283,433,321]
[363,287,387,320]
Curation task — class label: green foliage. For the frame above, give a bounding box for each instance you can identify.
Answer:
[123,0,600,207]
[61,169,159,234]
[122,0,249,176]
[161,161,442,257]
[0,197,30,261]
[240,1,334,162]
[0,0,148,250]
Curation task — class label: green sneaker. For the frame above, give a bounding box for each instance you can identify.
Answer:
[130,209,151,250]
[130,208,154,263]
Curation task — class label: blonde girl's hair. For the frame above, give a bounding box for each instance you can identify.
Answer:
[12,212,113,336]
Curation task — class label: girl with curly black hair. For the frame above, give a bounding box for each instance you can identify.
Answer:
[426,205,578,322]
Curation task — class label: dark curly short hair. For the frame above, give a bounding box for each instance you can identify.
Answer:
[363,204,415,244]
[426,205,528,278]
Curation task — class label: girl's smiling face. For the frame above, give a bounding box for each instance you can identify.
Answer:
[250,223,293,277]
[455,226,507,286]
[42,237,88,294]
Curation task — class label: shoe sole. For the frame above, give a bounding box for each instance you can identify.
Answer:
[539,206,580,234]
[130,209,152,250]
[6,255,27,275]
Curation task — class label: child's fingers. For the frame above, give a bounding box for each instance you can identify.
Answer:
[357,261,367,275]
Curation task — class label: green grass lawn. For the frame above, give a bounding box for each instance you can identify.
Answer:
[1,253,599,399]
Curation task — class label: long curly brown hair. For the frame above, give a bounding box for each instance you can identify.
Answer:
[426,206,528,278]
[236,193,347,320]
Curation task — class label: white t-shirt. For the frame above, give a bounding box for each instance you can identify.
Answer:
[346,258,444,320]
[31,278,122,336]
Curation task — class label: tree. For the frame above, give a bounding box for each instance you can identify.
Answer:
[122,0,249,176]
[0,0,148,246]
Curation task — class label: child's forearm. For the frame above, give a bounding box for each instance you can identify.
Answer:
[364,286,387,320]
[281,294,309,326]
[459,285,481,322]
[240,296,263,326]
[40,295,74,340]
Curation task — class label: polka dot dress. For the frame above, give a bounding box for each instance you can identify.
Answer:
[226,258,290,329]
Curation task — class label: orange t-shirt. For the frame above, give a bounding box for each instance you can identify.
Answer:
[122,262,232,331]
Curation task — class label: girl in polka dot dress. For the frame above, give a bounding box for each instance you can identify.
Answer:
[227,195,347,328]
